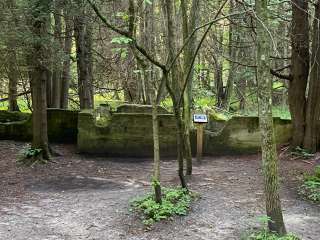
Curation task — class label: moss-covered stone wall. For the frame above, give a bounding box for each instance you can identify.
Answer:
[0,108,292,156]
[0,109,78,142]
[78,110,292,157]
[78,110,177,157]
[203,116,292,155]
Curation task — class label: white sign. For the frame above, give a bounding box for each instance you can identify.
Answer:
[193,114,208,123]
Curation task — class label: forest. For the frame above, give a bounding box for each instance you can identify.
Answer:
[0,0,320,239]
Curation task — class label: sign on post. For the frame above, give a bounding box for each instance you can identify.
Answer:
[193,114,208,163]
[193,114,208,124]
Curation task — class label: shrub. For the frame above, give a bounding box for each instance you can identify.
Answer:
[245,230,299,240]
[242,216,300,240]
[131,187,197,226]
[299,166,320,202]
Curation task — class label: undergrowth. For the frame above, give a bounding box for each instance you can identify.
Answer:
[130,187,197,226]
[299,165,320,202]
[245,231,300,240]
[242,216,300,240]
[17,148,49,166]
[291,147,315,159]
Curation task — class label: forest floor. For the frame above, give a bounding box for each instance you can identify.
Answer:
[0,140,319,240]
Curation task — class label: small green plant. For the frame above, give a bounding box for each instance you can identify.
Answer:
[299,166,320,202]
[17,148,48,166]
[130,187,197,226]
[241,216,300,240]
[291,147,315,159]
[245,231,300,240]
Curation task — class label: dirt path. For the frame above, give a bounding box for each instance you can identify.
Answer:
[0,141,319,240]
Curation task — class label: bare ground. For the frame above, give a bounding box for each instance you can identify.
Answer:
[0,140,319,240]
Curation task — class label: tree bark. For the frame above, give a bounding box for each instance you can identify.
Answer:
[6,0,20,112]
[289,0,309,148]
[256,0,287,235]
[51,0,63,108]
[74,2,94,109]
[60,7,73,109]
[181,0,200,175]
[7,44,20,112]
[152,103,162,203]
[29,0,51,160]
[303,1,320,153]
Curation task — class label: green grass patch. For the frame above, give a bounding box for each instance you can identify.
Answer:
[130,187,198,226]
[242,216,300,240]
[244,230,299,240]
[299,165,320,202]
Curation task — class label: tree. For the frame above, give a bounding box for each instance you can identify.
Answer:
[256,0,286,235]
[289,0,309,148]
[28,0,52,159]
[60,5,73,109]
[181,0,200,175]
[74,0,94,109]
[303,1,320,152]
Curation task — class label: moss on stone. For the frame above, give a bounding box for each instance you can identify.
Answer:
[116,104,170,114]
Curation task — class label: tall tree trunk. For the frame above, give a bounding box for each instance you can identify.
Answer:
[74,3,94,109]
[60,7,73,109]
[51,1,63,108]
[303,1,320,152]
[222,0,236,111]
[29,0,51,160]
[181,0,200,175]
[6,0,20,112]
[163,0,187,188]
[256,0,286,235]
[289,0,309,148]
[7,44,20,112]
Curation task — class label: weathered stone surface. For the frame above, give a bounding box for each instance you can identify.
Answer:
[78,110,177,157]
[0,111,30,123]
[204,116,292,155]
[47,109,79,142]
[0,109,78,142]
[116,104,169,114]
[78,111,293,157]
[0,108,293,156]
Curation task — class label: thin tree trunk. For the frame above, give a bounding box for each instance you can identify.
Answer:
[181,0,200,175]
[74,3,94,109]
[7,46,20,112]
[52,1,63,108]
[163,0,187,188]
[222,0,236,111]
[152,103,162,203]
[60,7,73,109]
[256,0,286,235]
[6,0,20,112]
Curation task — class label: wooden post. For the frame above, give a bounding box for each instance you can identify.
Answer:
[196,123,204,162]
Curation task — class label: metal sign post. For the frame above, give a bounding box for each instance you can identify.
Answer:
[193,114,208,163]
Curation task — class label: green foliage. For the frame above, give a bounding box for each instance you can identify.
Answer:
[17,148,48,167]
[111,36,133,44]
[299,166,320,202]
[242,216,300,240]
[0,98,31,113]
[291,147,315,159]
[23,148,42,158]
[237,106,291,120]
[245,231,299,240]
[131,187,197,226]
